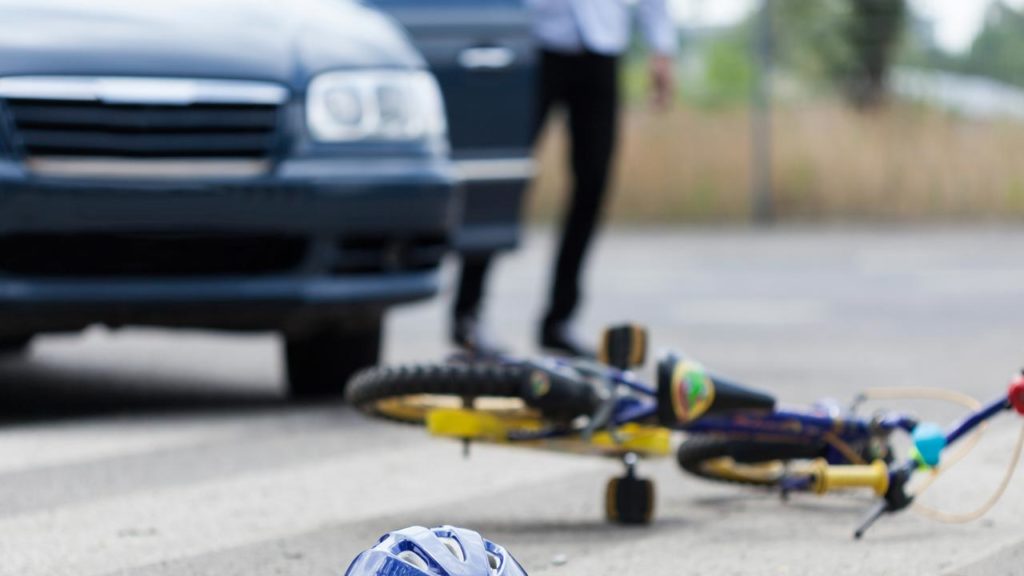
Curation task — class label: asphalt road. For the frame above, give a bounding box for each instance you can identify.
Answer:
[1,226,1024,576]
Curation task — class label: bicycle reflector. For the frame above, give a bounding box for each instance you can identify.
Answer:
[1009,373,1024,415]
[911,423,947,468]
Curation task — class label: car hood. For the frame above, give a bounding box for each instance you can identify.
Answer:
[0,0,422,89]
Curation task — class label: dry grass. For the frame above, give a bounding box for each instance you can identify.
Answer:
[528,102,1024,223]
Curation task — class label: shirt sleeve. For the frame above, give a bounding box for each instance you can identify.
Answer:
[636,0,679,55]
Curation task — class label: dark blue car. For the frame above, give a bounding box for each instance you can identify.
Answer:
[0,0,533,397]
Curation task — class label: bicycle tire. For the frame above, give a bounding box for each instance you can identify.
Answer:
[346,362,596,426]
[677,436,822,487]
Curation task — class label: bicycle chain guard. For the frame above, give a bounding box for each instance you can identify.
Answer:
[426,408,671,457]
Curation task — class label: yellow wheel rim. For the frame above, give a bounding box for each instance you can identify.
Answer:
[699,458,786,485]
[373,395,539,426]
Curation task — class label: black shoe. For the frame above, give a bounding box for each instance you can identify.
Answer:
[452,316,506,358]
[540,321,596,359]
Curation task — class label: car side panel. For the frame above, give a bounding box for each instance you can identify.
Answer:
[372,0,536,254]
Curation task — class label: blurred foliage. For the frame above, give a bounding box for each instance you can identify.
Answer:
[843,0,907,107]
[773,0,906,107]
[532,102,1024,223]
[688,32,754,108]
[586,1,1024,224]
[628,1,1024,109]
[771,0,852,87]
[665,0,907,110]
[904,2,1024,88]
[968,3,1024,86]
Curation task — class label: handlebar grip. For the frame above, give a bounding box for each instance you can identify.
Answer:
[1010,373,1024,415]
[808,459,890,497]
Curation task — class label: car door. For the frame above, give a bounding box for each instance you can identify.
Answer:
[369,0,536,254]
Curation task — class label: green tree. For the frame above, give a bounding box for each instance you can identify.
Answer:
[770,0,906,107]
[963,2,1024,87]
[772,0,851,86]
[700,32,755,107]
[842,0,907,107]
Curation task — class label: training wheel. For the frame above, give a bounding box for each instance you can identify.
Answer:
[605,475,655,525]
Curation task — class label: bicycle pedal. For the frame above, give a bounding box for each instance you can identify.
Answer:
[600,324,648,370]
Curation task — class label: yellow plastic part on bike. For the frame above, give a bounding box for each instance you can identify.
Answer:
[590,424,672,457]
[426,409,539,443]
[426,409,672,457]
[808,459,889,497]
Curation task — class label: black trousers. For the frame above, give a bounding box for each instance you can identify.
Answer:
[454,50,620,326]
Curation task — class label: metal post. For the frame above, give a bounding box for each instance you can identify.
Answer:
[751,0,775,223]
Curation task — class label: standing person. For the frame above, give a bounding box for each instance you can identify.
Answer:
[453,0,678,357]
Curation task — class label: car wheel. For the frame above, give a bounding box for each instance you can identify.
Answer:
[285,319,382,400]
[0,335,33,357]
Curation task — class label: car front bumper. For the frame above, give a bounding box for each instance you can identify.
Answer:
[0,156,457,333]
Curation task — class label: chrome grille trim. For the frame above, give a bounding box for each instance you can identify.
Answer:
[0,77,289,106]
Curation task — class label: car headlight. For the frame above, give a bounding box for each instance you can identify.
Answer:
[306,70,446,143]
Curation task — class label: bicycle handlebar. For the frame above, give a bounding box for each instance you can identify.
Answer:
[823,376,1024,539]
[808,459,890,497]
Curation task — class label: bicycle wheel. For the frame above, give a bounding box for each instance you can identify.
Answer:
[346,362,598,427]
[677,436,822,488]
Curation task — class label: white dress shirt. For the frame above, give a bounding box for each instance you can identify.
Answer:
[528,0,678,57]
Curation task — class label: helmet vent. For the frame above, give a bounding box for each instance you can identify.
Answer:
[487,552,501,571]
[439,537,466,562]
[397,550,430,571]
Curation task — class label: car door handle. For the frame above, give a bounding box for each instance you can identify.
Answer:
[458,46,517,71]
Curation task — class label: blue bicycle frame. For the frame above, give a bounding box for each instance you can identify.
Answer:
[491,353,1017,474]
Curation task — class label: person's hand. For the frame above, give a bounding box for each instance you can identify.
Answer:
[650,54,675,111]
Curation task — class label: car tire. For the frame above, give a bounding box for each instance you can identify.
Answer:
[0,335,33,357]
[285,319,383,400]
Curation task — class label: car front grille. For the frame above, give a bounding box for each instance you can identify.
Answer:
[0,77,288,177]
[6,100,281,158]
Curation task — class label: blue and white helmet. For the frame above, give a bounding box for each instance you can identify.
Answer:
[344,526,528,576]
